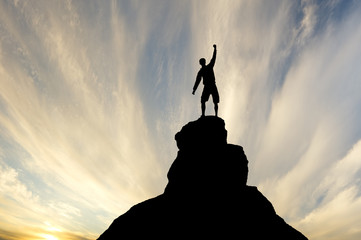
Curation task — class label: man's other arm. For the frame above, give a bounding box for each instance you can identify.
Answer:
[192,71,202,95]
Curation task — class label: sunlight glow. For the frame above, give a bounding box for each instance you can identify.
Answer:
[39,234,58,240]
[44,222,62,232]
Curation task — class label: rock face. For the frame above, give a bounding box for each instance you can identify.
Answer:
[98,116,308,239]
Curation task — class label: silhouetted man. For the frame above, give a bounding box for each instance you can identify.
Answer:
[192,44,219,117]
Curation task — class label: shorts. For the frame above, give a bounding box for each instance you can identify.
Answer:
[201,84,219,104]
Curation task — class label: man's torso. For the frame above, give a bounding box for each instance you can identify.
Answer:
[200,65,215,85]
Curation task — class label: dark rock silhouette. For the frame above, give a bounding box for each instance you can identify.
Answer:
[98,116,308,239]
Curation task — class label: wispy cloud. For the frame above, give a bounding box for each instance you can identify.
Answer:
[1,0,361,239]
[188,1,361,239]
[245,2,361,239]
[0,0,166,237]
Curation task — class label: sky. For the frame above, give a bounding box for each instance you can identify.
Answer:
[0,0,361,239]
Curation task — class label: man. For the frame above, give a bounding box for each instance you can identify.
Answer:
[192,44,219,117]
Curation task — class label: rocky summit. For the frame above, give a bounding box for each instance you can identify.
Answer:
[98,116,308,239]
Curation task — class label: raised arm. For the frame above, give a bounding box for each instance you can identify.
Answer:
[209,44,217,67]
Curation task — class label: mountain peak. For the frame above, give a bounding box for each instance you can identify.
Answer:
[175,116,227,150]
[98,117,308,239]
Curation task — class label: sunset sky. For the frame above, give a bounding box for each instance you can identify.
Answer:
[1,0,361,239]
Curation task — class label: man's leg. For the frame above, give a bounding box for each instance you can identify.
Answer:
[201,101,206,117]
[212,85,220,117]
[201,87,210,117]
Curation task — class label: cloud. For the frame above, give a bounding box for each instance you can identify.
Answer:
[0,0,166,236]
[298,186,361,240]
[290,140,361,240]
[250,3,361,239]
[0,163,39,206]
[188,0,305,145]
[1,0,361,239]
[187,1,361,239]
[0,161,96,238]
[297,0,318,45]
[0,227,92,240]
[316,140,361,203]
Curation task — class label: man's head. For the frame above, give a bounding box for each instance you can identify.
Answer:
[199,58,206,66]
